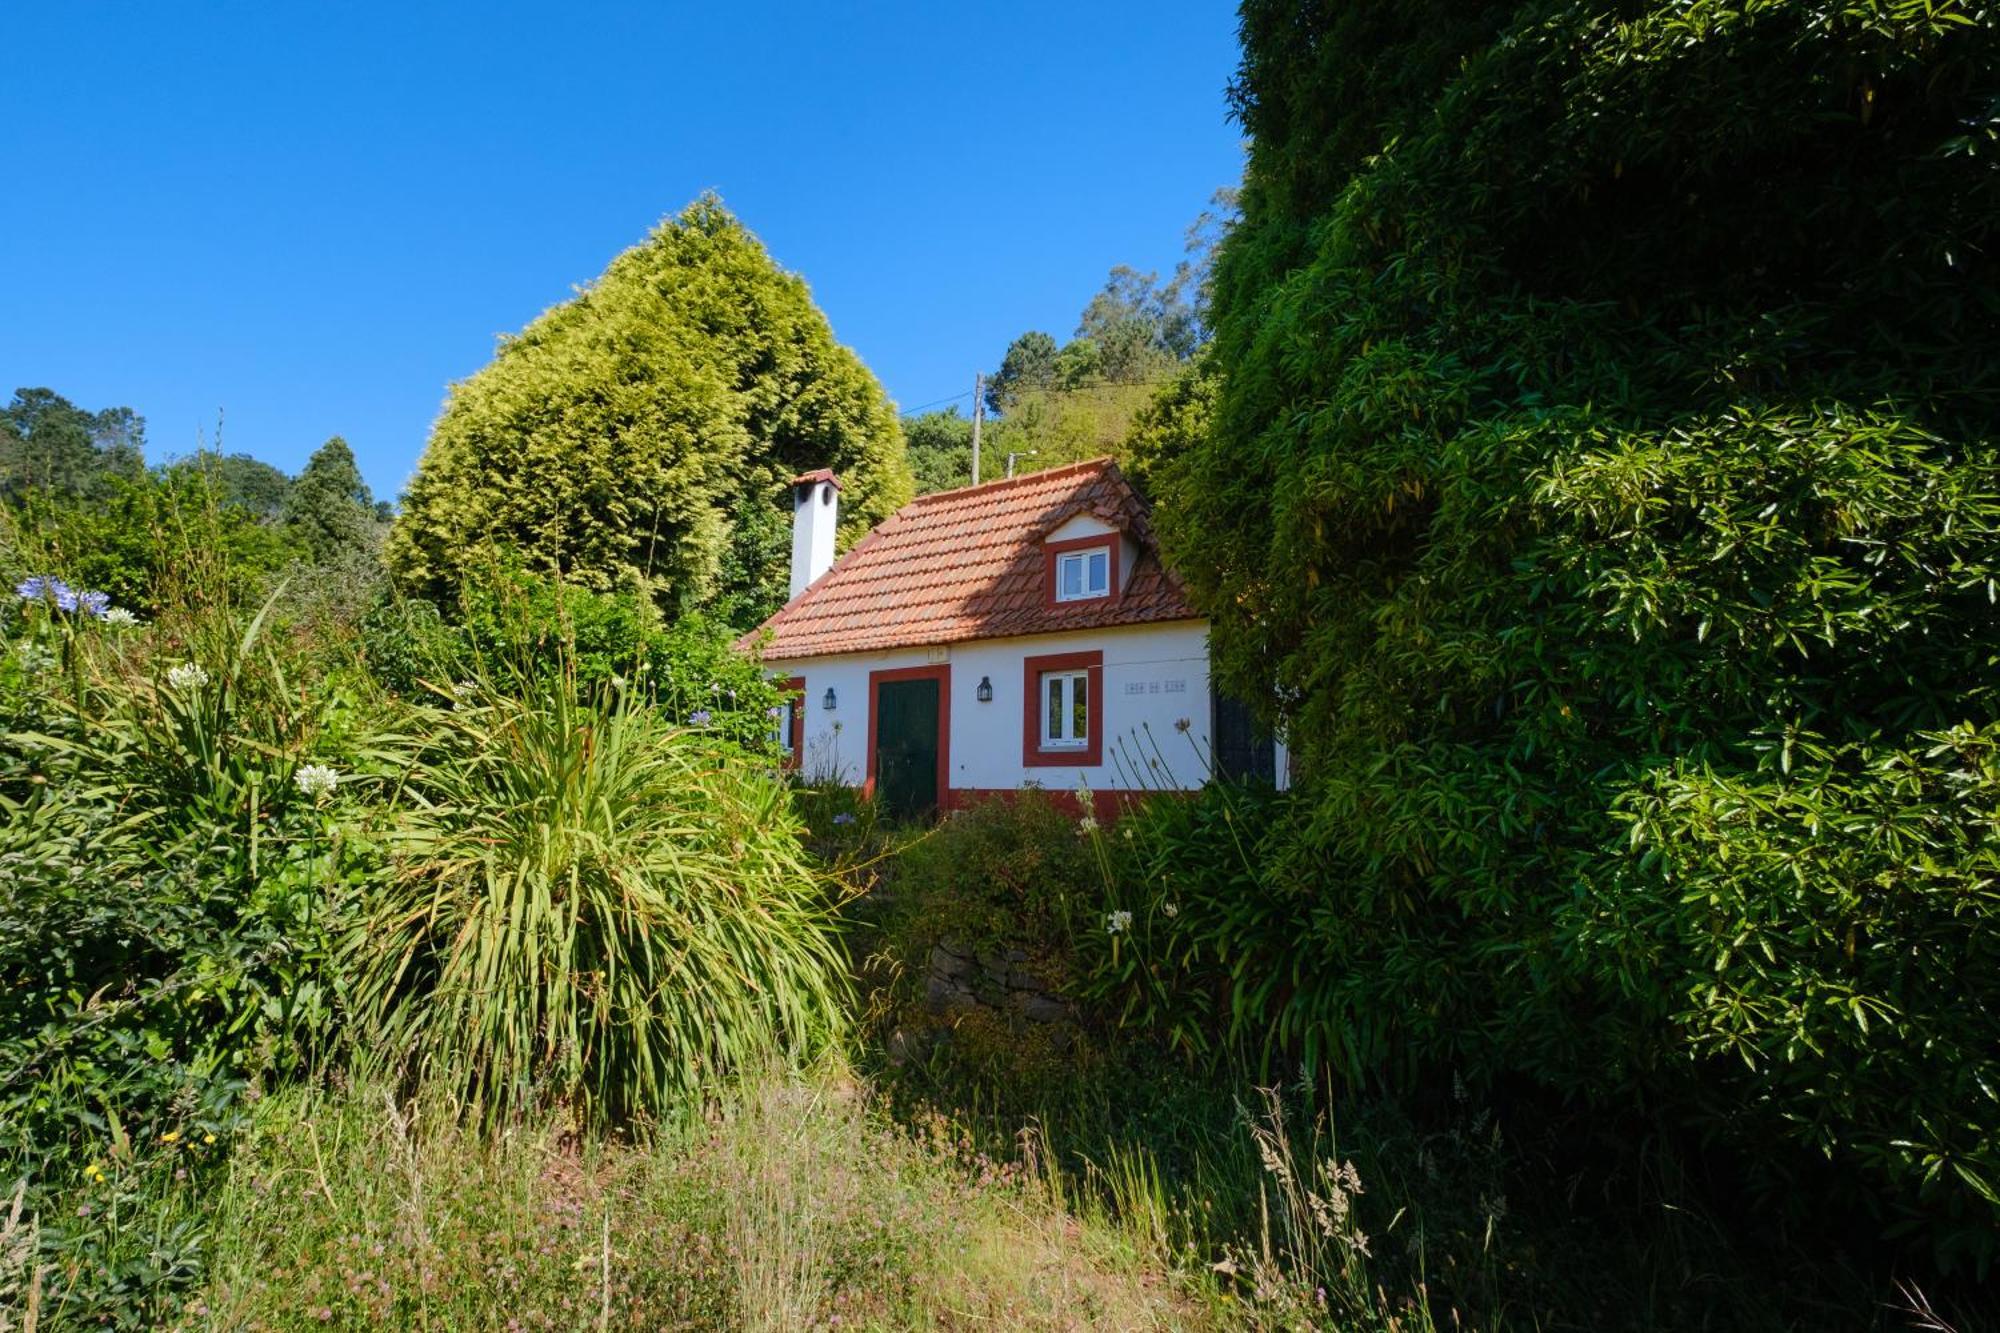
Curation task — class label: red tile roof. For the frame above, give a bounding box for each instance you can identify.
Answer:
[744,458,1199,660]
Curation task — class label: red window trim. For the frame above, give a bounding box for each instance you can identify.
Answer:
[1042,535,1121,610]
[778,675,806,772]
[1022,649,1104,767]
[863,664,952,804]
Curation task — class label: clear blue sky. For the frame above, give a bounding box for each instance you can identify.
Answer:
[1,3,1244,502]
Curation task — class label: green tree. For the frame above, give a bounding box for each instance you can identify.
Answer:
[387,196,911,626]
[169,451,294,519]
[904,408,975,495]
[1162,0,2000,1265]
[1120,355,1217,498]
[1076,265,1194,377]
[0,388,146,498]
[986,331,1060,414]
[283,436,375,565]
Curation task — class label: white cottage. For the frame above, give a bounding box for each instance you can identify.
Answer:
[742,459,1282,820]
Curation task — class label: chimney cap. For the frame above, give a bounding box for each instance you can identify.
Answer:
[790,468,842,491]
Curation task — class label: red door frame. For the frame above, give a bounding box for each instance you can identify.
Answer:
[778,675,806,772]
[864,664,952,808]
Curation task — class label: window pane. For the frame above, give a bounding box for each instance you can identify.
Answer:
[1071,672,1088,740]
[1060,555,1082,597]
[1088,551,1108,594]
[1048,675,1062,740]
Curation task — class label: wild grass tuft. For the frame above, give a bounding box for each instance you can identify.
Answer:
[349,681,849,1127]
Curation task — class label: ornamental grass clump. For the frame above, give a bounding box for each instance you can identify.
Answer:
[352,683,847,1126]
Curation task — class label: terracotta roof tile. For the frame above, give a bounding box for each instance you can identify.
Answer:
[744,458,1198,659]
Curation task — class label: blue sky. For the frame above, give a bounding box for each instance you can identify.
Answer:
[1,3,1245,501]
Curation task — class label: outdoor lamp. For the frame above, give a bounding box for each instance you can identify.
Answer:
[822,686,837,711]
[976,675,993,703]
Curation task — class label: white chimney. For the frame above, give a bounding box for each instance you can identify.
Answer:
[789,469,840,599]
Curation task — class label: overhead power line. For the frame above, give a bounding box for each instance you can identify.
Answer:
[898,372,1189,419]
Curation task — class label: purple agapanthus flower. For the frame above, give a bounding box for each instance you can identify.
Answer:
[832,812,856,826]
[688,709,713,726]
[14,576,108,617]
[16,575,70,606]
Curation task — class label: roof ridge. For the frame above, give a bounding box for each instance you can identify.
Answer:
[741,452,1199,659]
[904,455,1116,506]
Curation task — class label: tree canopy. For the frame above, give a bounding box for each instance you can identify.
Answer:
[1158,0,2000,1265]
[0,388,146,500]
[283,435,377,565]
[387,196,911,625]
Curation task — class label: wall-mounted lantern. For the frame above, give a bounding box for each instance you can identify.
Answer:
[822,686,838,711]
[975,675,993,703]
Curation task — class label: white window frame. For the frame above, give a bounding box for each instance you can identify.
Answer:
[1054,547,1111,602]
[1041,669,1089,750]
[774,698,796,760]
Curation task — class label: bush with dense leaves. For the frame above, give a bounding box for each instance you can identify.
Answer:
[1154,0,2000,1267]
[386,195,912,625]
[0,596,387,1324]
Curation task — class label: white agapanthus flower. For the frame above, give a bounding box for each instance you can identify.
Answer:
[102,607,140,627]
[166,663,210,691]
[294,764,339,799]
[1106,910,1133,934]
[1077,815,1099,835]
[1162,902,1180,918]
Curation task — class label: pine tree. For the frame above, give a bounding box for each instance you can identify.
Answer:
[284,436,374,565]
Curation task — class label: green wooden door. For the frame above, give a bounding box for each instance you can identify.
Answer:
[875,678,940,820]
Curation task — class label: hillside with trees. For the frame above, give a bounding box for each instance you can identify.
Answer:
[0,388,383,611]
[906,195,1232,494]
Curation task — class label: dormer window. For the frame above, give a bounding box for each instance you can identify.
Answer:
[1040,533,1124,610]
[1054,546,1111,602]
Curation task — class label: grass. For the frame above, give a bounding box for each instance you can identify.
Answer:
[182,1066,1209,1331]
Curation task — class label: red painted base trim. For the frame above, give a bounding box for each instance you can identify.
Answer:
[943,786,1138,823]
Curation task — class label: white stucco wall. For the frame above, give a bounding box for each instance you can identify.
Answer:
[768,620,1221,796]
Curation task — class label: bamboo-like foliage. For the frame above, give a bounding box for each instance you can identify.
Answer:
[351,685,846,1125]
[1154,0,2000,1267]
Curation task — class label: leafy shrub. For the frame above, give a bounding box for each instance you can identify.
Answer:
[401,556,790,749]
[356,588,462,697]
[1075,782,1301,1070]
[0,593,387,1325]
[3,467,301,617]
[888,791,1094,951]
[850,791,1104,1103]
[349,684,847,1125]
[1163,0,2000,1266]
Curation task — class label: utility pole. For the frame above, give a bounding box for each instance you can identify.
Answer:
[970,373,984,486]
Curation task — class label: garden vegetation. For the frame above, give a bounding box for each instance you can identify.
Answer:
[5,5,2000,1327]
[1149,0,2000,1275]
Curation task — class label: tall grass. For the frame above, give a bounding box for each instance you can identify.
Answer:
[350,682,849,1126]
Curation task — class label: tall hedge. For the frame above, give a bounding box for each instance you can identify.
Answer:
[1162,0,2000,1263]
[388,197,911,625]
